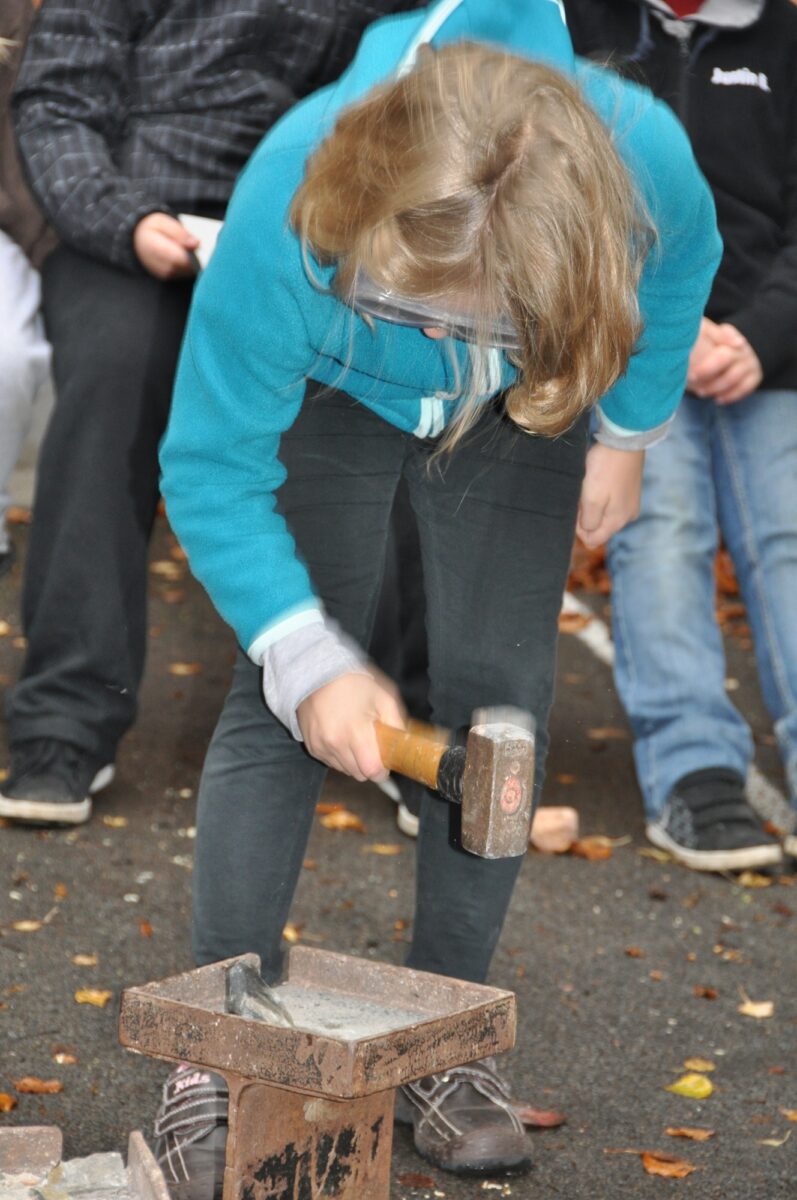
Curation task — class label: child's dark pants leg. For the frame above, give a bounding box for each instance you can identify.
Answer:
[405,408,589,981]
[192,387,589,984]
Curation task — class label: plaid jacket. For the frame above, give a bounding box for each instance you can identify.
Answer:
[12,0,417,271]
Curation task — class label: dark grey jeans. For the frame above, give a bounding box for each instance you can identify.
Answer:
[193,383,589,983]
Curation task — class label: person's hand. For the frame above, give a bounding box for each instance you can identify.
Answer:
[687,320,763,405]
[133,213,200,279]
[297,670,406,782]
[576,443,645,548]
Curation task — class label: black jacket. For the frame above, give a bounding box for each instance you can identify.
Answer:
[564,0,797,387]
[12,0,418,272]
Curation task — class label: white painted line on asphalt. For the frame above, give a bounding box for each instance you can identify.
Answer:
[561,591,793,828]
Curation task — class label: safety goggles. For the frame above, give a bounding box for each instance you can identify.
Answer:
[348,269,522,352]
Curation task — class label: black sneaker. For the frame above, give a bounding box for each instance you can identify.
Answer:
[0,738,115,825]
[647,767,783,872]
[394,1056,532,1176]
[153,1066,228,1200]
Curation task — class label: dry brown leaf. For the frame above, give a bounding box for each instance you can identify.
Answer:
[570,836,613,861]
[149,560,183,580]
[52,1053,78,1065]
[102,815,128,828]
[587,726,629,740]
[738,996,774,1019]
[0,1093,17,1112]
[693,986,719,1000]
[283,923,303,944]
[558,611,592,633]
[74,988,113,1008]
[12,1077,64,1094]
[625,946,645,959]
[737,871,773,889]
[555,773,577,785]
[10,919,43,932]
[362,843,403,856]
[665,1127,715,1142]
[53,883,68,901]
[666,1073,713,1100]
[319,808,366,832]
[650,970,665,981]
[641,1151,697,1178]
[683,1058,716,1073]
[7,505,31,525]
[639,847,672,863]
[514,1104,566,1128]
[168,662,203,677]
[758,1132,791,1148]
[315,802,344,815]
[780,1110,797,1122]
[138,919,153,938]
[0,620,11,637]
[72,953,98,966]
[302,858,317,870]
[396,1173,437,1189]
[169,543,188,562]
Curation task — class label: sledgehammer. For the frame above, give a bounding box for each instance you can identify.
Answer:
[375,707,535,859]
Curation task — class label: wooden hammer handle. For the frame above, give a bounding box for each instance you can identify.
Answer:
[375,721,447,790]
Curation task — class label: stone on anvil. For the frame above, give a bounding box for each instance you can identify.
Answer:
[58,1150,129,1197]
[0,1125,62,1177]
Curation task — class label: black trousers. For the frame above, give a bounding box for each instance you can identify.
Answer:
[192,383,589,983]
[5,246,194,760]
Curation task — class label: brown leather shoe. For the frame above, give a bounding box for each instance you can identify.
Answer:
[394,1057,533,1176]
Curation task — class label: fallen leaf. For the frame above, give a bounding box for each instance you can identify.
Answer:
[0,620,11,636]
[769,1067,786,1075]
[138,919,153,938]
[639,847,672,863]
[302,858,317,870]
[625,946,645,959]
[74,988,113,1007]
[162,589,187,604]
[693,986,719,1000]
[683,1058,716,1073]
[649,885,669,901]
[362,843,403,856]
[666,1127,715,1142]
[319,808,366,832]
[316,802,344,815]
[102,815,128,828]
[0,1093,17,1112]
[780,1110,797,1122]
[12,636,27,650]
[52,1053,78,1065]
[558,610,592,633]
[396,1173,437,1189]
[587,727,629,740]
[738,996,774,1019]
[737,871,773,889]
[10,920,43,932]
[650,970,665,981]
[570,836,613,861]
[555,773,577,785]
[283,923,303,944]
[53,883,68,901]
[149,560,183,580]
[758,1132,791,1148]
[169,543,188,562]
[12,1077,63,1094]
[641,1151,697,1178]
[666,1073,713,1099]
[168,662,203,677]
[72,953,98,966]
[514,1104,566,1128]
[7,505,31,524]
[772,903,794,918]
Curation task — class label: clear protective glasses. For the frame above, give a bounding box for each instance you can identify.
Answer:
[348,269,522,353]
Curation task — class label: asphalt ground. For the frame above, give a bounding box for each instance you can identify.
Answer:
[1,515,795,1200]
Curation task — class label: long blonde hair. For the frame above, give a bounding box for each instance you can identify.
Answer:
[291,42,650,445]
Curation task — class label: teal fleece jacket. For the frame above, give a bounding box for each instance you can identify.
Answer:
[160,0,722,663]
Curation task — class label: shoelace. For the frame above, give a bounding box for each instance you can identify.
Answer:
[153,1073,228,1183]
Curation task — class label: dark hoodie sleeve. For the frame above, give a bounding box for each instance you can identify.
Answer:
[724,79,797,380]
[11,1,165,271]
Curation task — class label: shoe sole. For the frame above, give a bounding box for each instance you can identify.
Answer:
[0,763,115,826]
[646,823,783,873]
[413,1141,532,1177]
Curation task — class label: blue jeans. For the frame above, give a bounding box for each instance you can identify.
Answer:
[607,389,797,822]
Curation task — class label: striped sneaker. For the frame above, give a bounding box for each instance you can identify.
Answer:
[394,1056,532,1175]
[152,1065,228,1200]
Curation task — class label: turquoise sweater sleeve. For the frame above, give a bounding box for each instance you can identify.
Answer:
[160,148,322,653]
[579,62,723,434]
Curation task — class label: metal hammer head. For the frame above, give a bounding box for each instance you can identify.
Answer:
[460,719,536,859]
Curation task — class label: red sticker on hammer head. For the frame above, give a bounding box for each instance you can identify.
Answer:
[500,775,523,815]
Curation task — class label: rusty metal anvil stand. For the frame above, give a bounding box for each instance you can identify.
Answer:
[119,950,516,1200]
